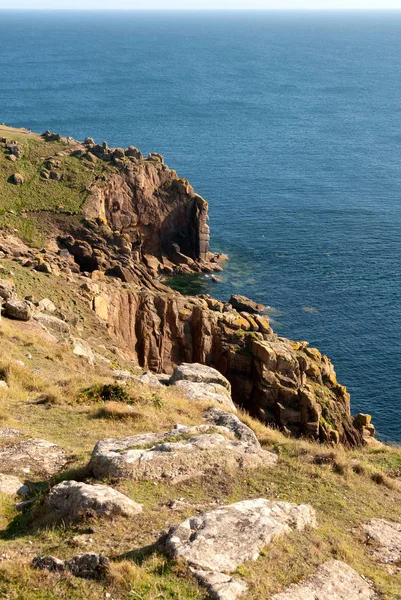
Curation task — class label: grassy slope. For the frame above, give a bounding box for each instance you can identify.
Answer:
[0,127,400,598]
[0,313,401,599]
[0,126,116,246]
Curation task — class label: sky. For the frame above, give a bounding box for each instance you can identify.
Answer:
[2,0,401,8]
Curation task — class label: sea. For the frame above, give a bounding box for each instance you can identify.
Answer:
[1,9,401,441]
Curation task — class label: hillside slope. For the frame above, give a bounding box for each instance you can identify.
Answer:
[0,126,400,600]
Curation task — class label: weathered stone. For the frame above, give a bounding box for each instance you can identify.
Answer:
[33,313,70,334]
[46,480,142,521]
[203,407,259,447]
[93,294,108,321]
[4,300,32,321]
[0,279,16,301]
[271,560,375,600]
[0,438,67,477]
[163,498,316,572]
[37,298,56,313]
[32,555,65,572]
[229,294,266,314]
[33,553,110,580]
[11,173,24,185]
[90,425,277,482]
[175,380,236,411]
[364,518,401,564]
[0,473,29,496]
[133,371,163,387]
[71,338,94,364]
[192,569,248,600]
[170,363,231,392]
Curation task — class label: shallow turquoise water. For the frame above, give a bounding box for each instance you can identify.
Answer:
[1,10,401,440]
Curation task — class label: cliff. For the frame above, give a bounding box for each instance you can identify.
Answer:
[2,125,401,600]
[0,125,363,445]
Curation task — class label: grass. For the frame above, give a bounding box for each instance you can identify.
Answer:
[0,128,117,246]
[0,246,401,598]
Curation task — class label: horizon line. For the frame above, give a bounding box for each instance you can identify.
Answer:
[2,6,401,9]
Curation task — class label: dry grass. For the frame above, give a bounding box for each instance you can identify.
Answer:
[1,315,401,598]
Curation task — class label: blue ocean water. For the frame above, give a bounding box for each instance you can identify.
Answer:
[1,10,401,440]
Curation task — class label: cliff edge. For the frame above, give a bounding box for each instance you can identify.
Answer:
[0,125,364,446]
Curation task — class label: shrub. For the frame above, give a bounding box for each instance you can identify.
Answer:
[78,383,131,404]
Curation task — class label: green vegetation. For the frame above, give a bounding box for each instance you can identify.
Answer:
[0,313,401,599]
[78,383,132,405]
[0,127,117,245]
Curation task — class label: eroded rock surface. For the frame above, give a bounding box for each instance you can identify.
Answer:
[32,553,110,580]
[163,498,316,572]
[0,474,29,496]
[364,518,401,564]
[271,559,375,600]
[107,288,363,446]
[175,380,236,412]
[203,407,260,447]
[192,569,248,600]
[0,438,68,477]
[90,424,277,482]
[46,480,142,521]
[170,363,231,391]
[229,294,265,314]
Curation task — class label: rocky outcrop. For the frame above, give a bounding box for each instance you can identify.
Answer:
[57,155,219,279]
[46,480,142,521]
[162,498,316,572]
[364,518,401,564]
[90,423,277,482]
[191,569,248,600]
[271,560,375,600]
[0,438,67,477]
[107,289,363,446]
[229,294,265,314]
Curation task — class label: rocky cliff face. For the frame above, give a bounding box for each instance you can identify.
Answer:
[107,288,362,446]
[77,141,218,278]
[0,127,364,446]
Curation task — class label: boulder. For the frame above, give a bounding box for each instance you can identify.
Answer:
[203,407,260,447]
[126,146,142,160]
[37,298,56,313]
[90,424,277,482]
[0,473,29,496]
[11,173,24,185]
[192,569,248,600]
[271,560,375,600]
[170,363,231,392]
[133,371,163,387]
[33,553,110,580]
[163,498,316,573]
[33,313,70,334]
[175,380,236,411]
[148,152,164,163]
[364,518,401,563]
[0,438,67,477]
[229,294,266,314]
[4,300,32,321]
[0,279,16,301]
[71,338,94,365]
[46,480,142,521]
